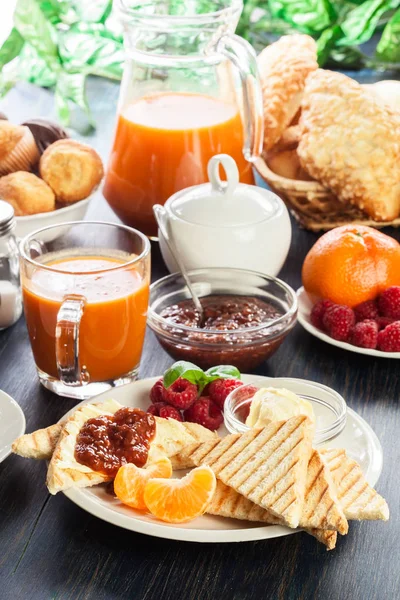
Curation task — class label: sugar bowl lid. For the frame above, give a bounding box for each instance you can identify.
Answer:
[167,154,282,227]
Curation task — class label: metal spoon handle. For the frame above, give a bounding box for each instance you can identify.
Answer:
[153,205,204,318]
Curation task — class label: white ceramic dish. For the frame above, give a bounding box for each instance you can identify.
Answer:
[60,374,383,543]
[0,390,26,463]
[297,287,400,359]
[158,154,291,277]
[15,197,91,242]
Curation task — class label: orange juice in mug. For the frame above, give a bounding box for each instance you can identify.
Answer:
[20,222,150,400]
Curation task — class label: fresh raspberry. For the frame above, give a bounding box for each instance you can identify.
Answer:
[183,397,223,431]
[150,378,165,404]
[310,299,334,330]
[354,299,379,323]
[375,316,395,331]
[162,377,198,410]
[377,321,400,352]
[322,304,355,341]
[208,378,243,409]
[147,402,167,416]
[349,320,378,349]
[159,405,183,421]
[378,287,400,319]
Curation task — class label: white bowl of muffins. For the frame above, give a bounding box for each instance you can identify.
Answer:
[0,115,104,240]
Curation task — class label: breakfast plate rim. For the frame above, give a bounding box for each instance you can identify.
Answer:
[60,374,384,543]
[296,286,400,359]
[0,390,26,463]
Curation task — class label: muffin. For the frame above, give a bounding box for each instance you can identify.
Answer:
[0,171,55,216]
[0,121,40,175]
[40,139,104,203]
[22,118,69,155]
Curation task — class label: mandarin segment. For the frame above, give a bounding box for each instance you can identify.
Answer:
[302,225,400,307]
[143,466,216,523]
[114,457,172,510]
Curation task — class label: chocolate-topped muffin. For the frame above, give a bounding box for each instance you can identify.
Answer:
[22,118,68,154]
[0,112,7,121]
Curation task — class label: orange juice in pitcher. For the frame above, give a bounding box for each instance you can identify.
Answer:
[103,0,264,237]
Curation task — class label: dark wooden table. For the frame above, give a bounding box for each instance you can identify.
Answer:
[0,76,399,600]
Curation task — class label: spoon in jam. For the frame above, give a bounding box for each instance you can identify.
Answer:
[153,205,205,327]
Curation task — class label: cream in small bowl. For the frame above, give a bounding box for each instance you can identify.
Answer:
[224,378,347,446]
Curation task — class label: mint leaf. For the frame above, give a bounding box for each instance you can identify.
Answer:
[376,8,400,61]
[205,365,241,381]
[55,71,95,127]
[163,361,207,389]
[72,0,113,24]
[14,0,60,72]
[0,28,24,71]
[59,26,124,80]
[163,361,241,390]
[339,0,399,47]
[268,0,337,33]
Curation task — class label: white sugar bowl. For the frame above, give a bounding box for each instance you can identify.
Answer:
[157,154,292,276]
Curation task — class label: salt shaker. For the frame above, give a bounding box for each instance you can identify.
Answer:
[0,201,22,329]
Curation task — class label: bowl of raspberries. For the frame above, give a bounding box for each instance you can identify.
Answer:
[297,286,400,358]
[146,361,243,430]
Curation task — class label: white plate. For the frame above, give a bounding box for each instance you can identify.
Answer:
[0,390,26,462]
[15,197,91,241]
[297,287,400,359]
[60,375,384,543]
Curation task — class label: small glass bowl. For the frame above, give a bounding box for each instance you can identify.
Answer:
[224,378,347,446]
[147,268,297,371]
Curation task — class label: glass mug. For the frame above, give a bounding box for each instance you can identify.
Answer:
[19,222,151,400]
[103,0,264,237]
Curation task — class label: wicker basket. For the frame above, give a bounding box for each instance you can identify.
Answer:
[255,156,400,232]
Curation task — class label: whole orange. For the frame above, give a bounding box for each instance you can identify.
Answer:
[302,225,400,307]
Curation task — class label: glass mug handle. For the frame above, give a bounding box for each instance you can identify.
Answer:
[55,295,87,386]
[217,34,264,162]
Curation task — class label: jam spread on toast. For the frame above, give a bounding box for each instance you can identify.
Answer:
[74,408,156,477]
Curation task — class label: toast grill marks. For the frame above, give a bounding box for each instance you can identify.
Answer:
[189,420,347,533]
[300,450,348,534]
[207,480,281,524]
[321,448,389,521]
[207,478,338,549]
[189,416,313,528]
[12,419,216,466]
[12,422,63,460]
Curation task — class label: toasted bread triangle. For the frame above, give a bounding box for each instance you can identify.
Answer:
[207,480,337,550]
[46,400,206,495]
[321,448,389,521]
[12,422,64,460]
[300,449,348,534]
[189,416,313,528]
[47,400,122,494]
[13,416,216,465]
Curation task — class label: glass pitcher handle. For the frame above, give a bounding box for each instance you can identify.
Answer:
[218,34,264,162]
[56,295,87,386]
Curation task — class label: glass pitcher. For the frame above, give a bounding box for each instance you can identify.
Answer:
[103,0,264,238]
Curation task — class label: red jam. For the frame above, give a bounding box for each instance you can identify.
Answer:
[161,295,282,330]
[158,295,288,371]
[74,408,156,477]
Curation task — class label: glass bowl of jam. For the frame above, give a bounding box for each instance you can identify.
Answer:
[224,378,347,446]
[147,268,297,371]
